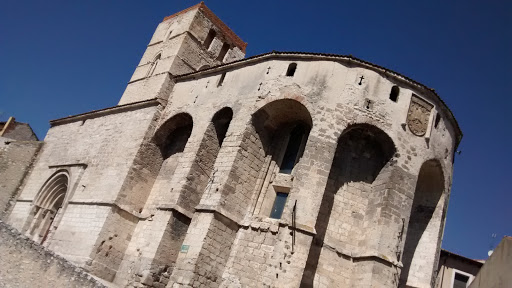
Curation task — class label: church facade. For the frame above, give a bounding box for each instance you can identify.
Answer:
[4,3,462,287]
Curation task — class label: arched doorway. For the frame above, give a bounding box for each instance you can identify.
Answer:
[26,170,69,244]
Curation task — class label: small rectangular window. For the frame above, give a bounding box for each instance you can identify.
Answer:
[453,272,470,288]
[286,63,297,76]
[280,125,306,174]
[270,192,288,219]
[390,85,399,102]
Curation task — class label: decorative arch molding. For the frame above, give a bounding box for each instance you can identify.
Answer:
[25,169,71,244]
[198,64,211,71]
[252,94,313,123]
[251,98,313,134]
[334,118,397,148]
[152,112,194,152]
[337,123,396,154]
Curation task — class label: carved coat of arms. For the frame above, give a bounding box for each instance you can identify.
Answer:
[407,95,433,136]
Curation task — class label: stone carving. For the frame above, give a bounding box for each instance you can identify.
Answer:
[407,95,433,136]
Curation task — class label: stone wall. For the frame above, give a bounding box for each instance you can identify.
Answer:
[0,137,42,219]
[468,237,512,288]
[159,55,459,287]
[166,212,238,287]
[7,102,160,268]
[0,220,105,288]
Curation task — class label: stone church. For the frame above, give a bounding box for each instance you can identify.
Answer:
[1,2,462,287]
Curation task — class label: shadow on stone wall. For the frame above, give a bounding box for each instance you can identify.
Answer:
[301,124,396,287]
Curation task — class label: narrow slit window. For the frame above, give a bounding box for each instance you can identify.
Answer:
[217,43,230,62]
[286,63,297,77]
[390,85,399,102]
[204,29,216,49]
[217,72,226,87]
[166,29,173,40]
[434,113,441,128]
[270,192,288,219]
[147,54,161,77]
[280,124,306,174]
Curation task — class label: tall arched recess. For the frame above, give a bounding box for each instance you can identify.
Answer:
[25,170,70,244]
[400,159,445,287]
[177,107,233,211]
[145,112,195,204]
[301,124,396,287]
[215,99,313,220]
[250,99,312,219]
[136,108,233,279]
[213,99,313,286]
[108,112,195,285]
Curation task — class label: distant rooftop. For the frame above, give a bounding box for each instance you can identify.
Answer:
[0,117,38,141]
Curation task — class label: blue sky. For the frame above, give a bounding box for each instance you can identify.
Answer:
[1,1,510,260]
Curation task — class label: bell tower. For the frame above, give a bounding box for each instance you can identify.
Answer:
[118,2,247,105]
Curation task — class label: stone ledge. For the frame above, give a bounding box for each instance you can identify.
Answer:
[49,98,163,127]
[156,203,194,219]
[322,241,403,268]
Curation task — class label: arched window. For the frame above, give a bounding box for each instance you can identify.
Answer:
[27,171,69,244]
[147,53,161,77]
[279,124,307,174]
[249,99,312,219]
[390,85,399,102]
[166,28,174,41]
[286,63,297,77]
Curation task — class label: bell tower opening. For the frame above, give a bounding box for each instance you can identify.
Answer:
[118,2,247,105]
